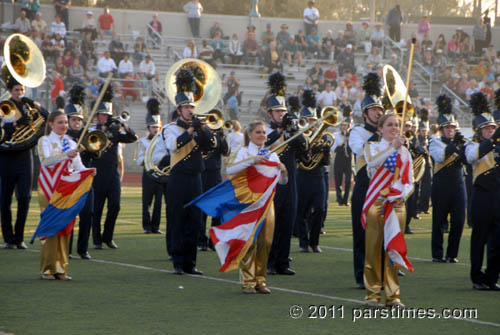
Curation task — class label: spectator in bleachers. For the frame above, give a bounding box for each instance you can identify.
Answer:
[139,55,156,81]
[67,57,88,86]
[97,51,117,78]
[50,70,64,103]
[134,37,149,63]
[421,33,433,56]
[333,30,346,61]
[494,75,500,91]
[370,23,384,48]
[317,76,326,91]
[51,33,65,58]
[389,53,400,71]
[337,44,355,76]
[295,29,308,56]
[365,46,382,68]
[307,27,321,58]
[422,48,435,76]
[276,24,290,52]
[31,29,42,48]
[455,56,468,74]
[223,70,241,104]
[434,49,447,74]
[303,0,319,36]
[184,0,203,38]
[54,0,70,29]
[51,14,66,38]
[457,75,471,96]
[261,23,275,47]
[226,90,240,120]
[460,35,473,59]
[61,49,73,68]
[455,27,468,44]
[318,82,337,107]
[98,7,115,38]
[87,77,100,101]
[81,31,96,70]
[471,59,489,80]
[447,33,459,61]
[243,31,259,65]
[417,15,430,39]
[465,79,479,100]
[263,41,283,73]
[321,30,334,60]
[386,4,403,42]
[245,25,256,39]
[283,35,304,68]
[211,31,226,63]
[121,72,140,102]
[31,12,47,38]
[335,81,348,101]
[323,63,337,87]
[41,34,58,62]
[15,9,31,35]
[209,21,224,39]
[473,18,486,57]
[307,62,323,83]
[481,81,494,100]
[21,0,40,21]
[491,59,500,78]
[304,76,313,90]
[199,39,215,66]
[343,69,358,89]
[344,22,356,49]
[148,13,163,48]
[118,53,134,78]
[352,90,363,116]
[82,11,98,40]
[484,44,497,66]
[406,32,421,58]
[109,32,125,65]
[433,34,447,56]
[439,66,452,84]
[408,81,419,100]
[69,40,81,56]
[228,33,243,65]
[358,21,371,53]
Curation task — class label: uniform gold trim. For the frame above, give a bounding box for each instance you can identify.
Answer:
[472,151,496,183]
[433,152,458,174]
[355,156,367,174]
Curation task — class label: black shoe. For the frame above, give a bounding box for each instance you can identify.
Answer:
[17,242,28,249]
[320,230,326,235]
[198,246,208,251]
[356,282,365,289]
[311,246,322,253]
[288,257,293,262]
[104,241,118,249]
[488,283,500,291]
[447,258,459,263]
[472,282,490,290]
[405,228,414,234]
[173,267,184,275]
[423,210,430,214]
[277,268,295,275]
[184,267,203,275]
[152,230,163,234]
[79,252,92,260]
[432,258,446,263]
[413,215,421,220]
[398,270,405,277]
[144,229,152,234]
[94,244,103,250]
[299,247,309,253]
[3,243,15,249]
[267,268,277,275]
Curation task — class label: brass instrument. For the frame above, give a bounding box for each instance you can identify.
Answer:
[223,120,233,131]
[0,100,22,122]
[382,65,414,123]
[298,106,339,170]
[145,59,222,183]
[119,111,130,123]
[80,129,111,159]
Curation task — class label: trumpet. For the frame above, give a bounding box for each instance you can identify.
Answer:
[119,111,130,123]
[192,109,224,130]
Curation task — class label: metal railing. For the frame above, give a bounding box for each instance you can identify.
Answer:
[440,84,471,125]
[146,24,164,49]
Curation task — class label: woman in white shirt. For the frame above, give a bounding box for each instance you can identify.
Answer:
[183,40,198,59]
[37,111,96,280]
[183,0,203,38]
[228,33,243,64]
[363,113,413,308]
[226,121,287,294]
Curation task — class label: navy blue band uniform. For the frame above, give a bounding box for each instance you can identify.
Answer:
[332,128,352,206]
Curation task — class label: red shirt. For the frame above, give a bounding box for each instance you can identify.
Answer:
[98,14,114,30]
[344,74,358,89]
[51,77,64,101]
[324,69,338,81]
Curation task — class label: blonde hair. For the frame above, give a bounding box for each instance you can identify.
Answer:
[244,120,266,146]
[231,120,242,132]
[377,113,399,129]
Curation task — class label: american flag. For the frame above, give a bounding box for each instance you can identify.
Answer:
[361,149,414,272]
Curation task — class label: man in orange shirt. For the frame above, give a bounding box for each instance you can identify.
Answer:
[98,7,114,38]
[50,71,64,103]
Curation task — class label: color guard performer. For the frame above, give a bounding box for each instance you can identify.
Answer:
[429,95,466,263]
[465,92,500,291]
[348,73,384,289]
[332,106,353,207]
[265,72,309,275]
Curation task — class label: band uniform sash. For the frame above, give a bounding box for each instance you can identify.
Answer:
[433,152,458,174]
[170,126,197,170]
[355,155,367,174]
[268,135,287,156]
[472,151,496,183]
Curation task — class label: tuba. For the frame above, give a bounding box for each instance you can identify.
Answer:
[0,34,46,151]
[382,65,414,122]
[298,106,339,170]
[144,59,221,183]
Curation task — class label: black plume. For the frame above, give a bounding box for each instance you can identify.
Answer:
[69,85,86,105]
[469,92,490,115]
[362,72,381,97]
[147,98,160,115]
[436,94,452,115]
[175,68,195,93]
[287,95,300,111]
[267,72,286,96]
[99,83,114,103]
[495,88,500,110]
[342,104,353,117]
[419,108,429,122]
[301,89,316,108]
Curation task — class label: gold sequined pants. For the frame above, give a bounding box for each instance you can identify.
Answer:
[239,206,275,289]
[364,199,406,305]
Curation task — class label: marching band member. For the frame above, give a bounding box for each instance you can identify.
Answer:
[90,83,137,250]
[332,106,353,207]
[416,109,432,215]
[137,98,164,234]
[37,110,96,280]
[348,73,384,289]
[265,72,309,275]
[429,95,467,263]
[1,76,48,249]
[296,89,328,253]
[226,120,288,293]
[465,92,500,291]
[160,69,217,275]
[65,85,95,259]
[363,113,413,308]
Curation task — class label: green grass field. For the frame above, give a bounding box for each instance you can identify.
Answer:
[1,187,499,335]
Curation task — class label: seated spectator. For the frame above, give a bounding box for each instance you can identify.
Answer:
[228,33,243,65]
[337,44,356,76]
[210,21,224,39]
[243,31,260,65]
[21,0,40,21]
[422,48,435,75]
[491,59,500,78]
[334,30,346,60]
[317,76,326,92]
[82,11,98,40]
[407,81,419,100]
[434,49,447,74]
[480,81,494,100]
[211,31,226,63]
[406,33,421,59]
[365,46,382,68]
[283,35,304,67]
[307,28,321,58]
[343,69,358,89]
[51,33,65,58]
[460,35,473,59]
[199,39,215,67]
[81,31,96,70]
[245,24,256,39]
[223,70,241,105]
[344,22,356,48]
[16,8,31,35]
[493,75,500,91]
[323,63,337,87]
[97,51,117,78]
[139,55,156,81]
[183,39,198,59]
[41,34,58,62]
[88,77,101,101]
[276,24,291,52]
[109,32,125,65]
[370,23,384,48]
[318,83,337,107]
[358,21,371,53]
[134,37,149,63]
[31,12,47,38]
[261,23,275,47]
[61,49,73,68]
[148,13,163,48]
[454,56,468,74]
[447,34,459,60]
[307,62,323,83]
[121,72,140,102]
[98,7,115,37]
[421,33,433,56]
[484,44,497,66]
[439,66,453,84]
[263,41,283,73]
[31,29,42,48]
[472,60,489,80]
[465,79,479,100]
[67,57,89,86]
[295,29,308,56]
[335,80,348,100]
[50,70,64,103]
[433,34,447,56]
[388,53,400,71]
[50,14,66,38]
[321,30,335,60]
[447,73,460,93]
[68,39,81,55]
[226,91,240,120]
[348,81,360,103]
[118,53,134,78]
[304,76,314,90]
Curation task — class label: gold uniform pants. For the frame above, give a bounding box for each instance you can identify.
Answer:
[364,199,406,305]
[239,206,275,289]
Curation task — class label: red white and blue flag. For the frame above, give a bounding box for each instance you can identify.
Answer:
[189,159,280,272]
[361,150,414,272]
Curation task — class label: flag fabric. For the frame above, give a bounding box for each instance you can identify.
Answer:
[189,159,280,272]
[31,167,94,242]
[38,160,70,202]
[361,149,414,272]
